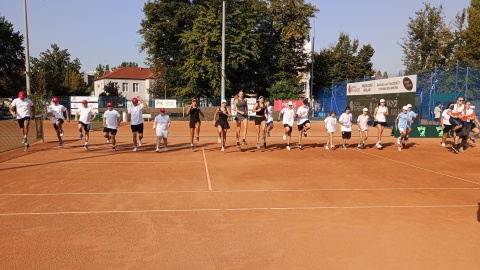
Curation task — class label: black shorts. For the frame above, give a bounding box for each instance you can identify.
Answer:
[449,118,462,127]
[342,131,352,139]
[297,120,310,131]
[374,121,387,127]
[442,125,453,133]
[130,123,144,133]
[189,120,200,129]
[255,116,266,125]
[53,119,64,130]
[17,117,31,128]
[103,127,118,135]
[434,118,440,123]
[79,121,91,132]
[283,124,292,133]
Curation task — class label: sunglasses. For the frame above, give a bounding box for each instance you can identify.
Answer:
[458,99,464,101]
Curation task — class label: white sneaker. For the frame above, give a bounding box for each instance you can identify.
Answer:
[164,147,168,152]
[133,147,138,152]
[218,136,221,143]
[286,146,291,151]
[283,133,286,140]
[221,146,225,152]
[441,142,445,147]
[155,148,160,153]
[138,139,142,146]
[397,138,400,145]
[325,145,329,150]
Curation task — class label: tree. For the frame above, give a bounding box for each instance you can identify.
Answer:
[455,0,480,62]
[101,81,121,97]
[400,3,455,73]
[267,78,303,100]
[382,72,388,79]
[0,16,25,96]
[120,61,138,67]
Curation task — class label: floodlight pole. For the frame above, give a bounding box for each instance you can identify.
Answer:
[221,0,226,102]
[23,0,31,95]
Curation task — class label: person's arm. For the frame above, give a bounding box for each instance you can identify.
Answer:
[152,118,157,129]
[440,115,445,129]
[47,106,54,118]
[137,96,148,108]
[373,107,378,121]
[384,107,389,117]
[199,109,207,121]
[9,104,16,118]
[64,107,70,122]
[395,117,399,130]
[168,116,171,127]
[103,114,107,127]
[233,99,240,114]
[252,103,258,114]
[226,107,232,117]
[117,115,121,127]
[91,111,98,122]
[213,108,219,124]
[278,109,283,122]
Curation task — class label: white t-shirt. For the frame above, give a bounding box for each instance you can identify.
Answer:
[296,106,309,125]
[155,114,171,131]
[11,98,34,119]
[78,106,94,124]
[441,109,450,125]
[266,105,274,122]
[357,114,369,131]
[338,113,352,132]
[104,110,121,129]
[449,104,464,118]
[325,116,337,132]
[281,108,295,127]
[47,104,66,123]
[128,104,144,125]
[375,106,387,122]
[434,106,442,118]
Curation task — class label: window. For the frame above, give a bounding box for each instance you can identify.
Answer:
[133,83,139,93]
[122,83,128,92]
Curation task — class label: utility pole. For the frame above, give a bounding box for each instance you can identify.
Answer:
[23,0,31,95]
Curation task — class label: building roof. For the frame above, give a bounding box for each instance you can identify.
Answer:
[96,66,154,81]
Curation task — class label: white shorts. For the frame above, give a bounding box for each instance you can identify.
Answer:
[399,127,406,133]
[327,128,336,133]
[156,129,169,138]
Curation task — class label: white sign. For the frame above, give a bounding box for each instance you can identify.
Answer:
[71,103,99,109]
[155,99,177,108]
[70,96,99,102]
[230,98,257,116]
[70,108,99,114]
[346,75,417,96]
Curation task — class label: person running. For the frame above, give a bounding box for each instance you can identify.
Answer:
[447,97,465,153]
[213,100,232,152]
[9,91,35,150]
[265,98,274,137]
[47,97,69,148]
[434,102,443,125]
[233,90,249,147]
[186,98,207,151]
[373,98,389,149]
[469,105,479,143]
[153,108,171,153]
[457,101,476,152]
[127,96,148,152]
[405,104,418,142]
[339,106,353,149]
[357,108,369,150]
[278,101,296,150]
[296,99,311,150]
[76,100,97,150]
[252,96,268,149]
[395,106,412,151]
[324,111,337,150]
[440,102,454,147]
[103,102,121,152]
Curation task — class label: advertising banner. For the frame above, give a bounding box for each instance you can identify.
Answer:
[230,98,257,116]
[155,99,177,108]
[273,100,304,111]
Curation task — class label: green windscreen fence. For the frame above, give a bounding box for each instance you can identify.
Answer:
[0,115,44,153]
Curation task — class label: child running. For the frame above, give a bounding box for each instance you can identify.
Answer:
[440,102,454,147]
[470,105,479,143]
[405,104,418,142]
[252,96,268,149]
[265,98,274,137]
[296,99,311,150]
[278,101,295,150]
[103,102,121,151]
[153,108,171,153]
[338,106,353,149]
[186,98,207,151]
[213,100,232,151]
[447,97,465,153]
[373,98,389,149]
[127,96,148,152]
[324,111,337,150]
[395,106,412,151]
[9,91,35,150]
[76,100,97,150]
[233,90,249,147]
[47,97,69,148]
[357,108,369,149]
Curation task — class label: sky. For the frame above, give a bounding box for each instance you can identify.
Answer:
[0,0,471,76]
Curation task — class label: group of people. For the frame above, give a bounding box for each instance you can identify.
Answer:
[7,91,478,154]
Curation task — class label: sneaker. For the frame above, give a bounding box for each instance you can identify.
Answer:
[59,141,64,148]
[304,131,308,137]
[470,136,476,144]
[22,137,27,144]
[267,131,270,137]
[451,145,459,153]
[361,142,365,149]
[236,142,241,148]
[79,133,83,139]
[24,143,29,151]
[357,145,362,150]
[156,148,160,153]
[164,147,168,152]
[196,136,200,142]
[107,136,111,143]
[286,145,291,151]
[256,143,260,149]
[448,130,453,138]
[242,139,247,145]
[217,136,221,143]
[398,146,402,151]
[459,147,465,152]
[263,141,267,148]
[60,130,64,137]
[325,145,329,150]
[405,136,409,142]
[283,133,286,140]
[441,142,446,147]
[84,144,88,150]
[331,145,336,150]
[299,144,303,150]
[112,146,116,152]
[138,139,142,146]
[133,147,138,152]
[342,144,347,149]
[191,145,194,152]
[221,146,225,152]
[262,137,265,144]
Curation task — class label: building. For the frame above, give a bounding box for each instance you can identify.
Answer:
[94,67,154,101]
[83,71,95,87]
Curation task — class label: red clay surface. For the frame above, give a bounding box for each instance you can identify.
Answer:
[1,120,480,269]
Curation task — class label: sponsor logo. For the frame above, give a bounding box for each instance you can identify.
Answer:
[417,126,426,137]
[403,77,414,91]
[348,85,361,93]
[386,100,398,107]
[436,126,443,137]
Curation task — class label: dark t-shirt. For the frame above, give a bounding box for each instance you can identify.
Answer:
[189,107,201,122]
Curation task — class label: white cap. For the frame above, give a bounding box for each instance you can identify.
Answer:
[221,99,227,103]
[471,105,476,110]
[380,99,385,103]
[407,104,412,108]
[402,106,408,110]
[287,101,293,106]
[363,108,368,112]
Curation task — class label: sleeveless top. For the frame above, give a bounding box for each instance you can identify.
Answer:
[218,108,229,121]
[376,106,387,122]
[255,103,266,116]
[236,99,247,114]
[189,107,200,122]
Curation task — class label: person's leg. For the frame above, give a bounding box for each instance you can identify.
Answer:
[236,120,241,143]
[217,125,222,142]
[132,131,138,148]
[376,124,382,143]
[111,134,116,147]
[54,124,61,141]
[23,118,30,138]
[298,124,304,147]
[156,136,160,150]
[78,123,83,136]
[195,122,201,139]
[255,123,260,145]
[163,137,168,149]
[242,119,248,143]
[261,120,266,146]
[222,130,227,147]
[287,128,291,148]
[56,119,64,136]
[189,128,195,145]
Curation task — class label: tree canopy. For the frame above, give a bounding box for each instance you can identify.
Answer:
[0,16,25,96]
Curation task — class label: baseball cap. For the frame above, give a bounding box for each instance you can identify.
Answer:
[132,98,138,104]
[191,98,197,102]
[81,100,88,105]
[363,108,368,112]
[52,97,59,103]
[407,104,412,108]
[258,96,264,99]
[107,102,113,107]
[380,99,385,103]
[222,99,227,103]
[287,101,293,106]
[159,108,165,113]
[18,91,25,99]
[402,106,408,110]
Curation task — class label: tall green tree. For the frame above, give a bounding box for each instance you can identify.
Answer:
[455,0,480,62]
[0,16,25,96]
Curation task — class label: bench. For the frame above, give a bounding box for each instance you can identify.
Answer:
[142,113,152,121]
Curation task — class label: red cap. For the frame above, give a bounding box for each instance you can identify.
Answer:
[81,100,88,105]
[18,91,26,99]
[159,108,165,113]
[107,102,113,107]
[132,98,138,104]
[52,97,59,103]
[191,98,197,102]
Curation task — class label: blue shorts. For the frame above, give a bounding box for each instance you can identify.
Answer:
[79,121,91,132]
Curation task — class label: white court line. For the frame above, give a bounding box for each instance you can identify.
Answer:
[0,204,477,216]
[1,161,203,165]
[202,148,213,191]
[353,149,480,186]
[1,187,480,196]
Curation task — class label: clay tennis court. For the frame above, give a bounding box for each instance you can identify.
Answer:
[1,120,479,269]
